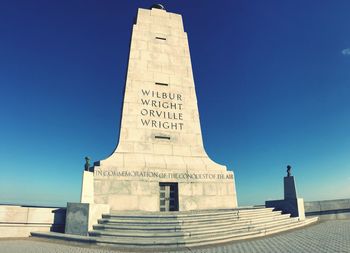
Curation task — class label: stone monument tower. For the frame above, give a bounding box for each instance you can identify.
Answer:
[34,5,317,244]
[82,5,237,212]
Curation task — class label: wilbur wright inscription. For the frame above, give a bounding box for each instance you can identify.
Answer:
[140,90,184,130]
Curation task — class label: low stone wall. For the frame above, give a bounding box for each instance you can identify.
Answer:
[305,199,350,220]
[0,204,66,237]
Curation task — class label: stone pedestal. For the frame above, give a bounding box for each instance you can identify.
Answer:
[64,203,109,236]
[266,176,305,220]
[80,171,94,203]
[266,198,305,220]
[284,176,297,199]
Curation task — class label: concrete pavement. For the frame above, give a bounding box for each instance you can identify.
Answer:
[1,220,349,253]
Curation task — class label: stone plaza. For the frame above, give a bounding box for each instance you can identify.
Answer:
[2,220,350,253]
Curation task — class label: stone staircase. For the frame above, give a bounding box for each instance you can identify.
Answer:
[31,207,318,248]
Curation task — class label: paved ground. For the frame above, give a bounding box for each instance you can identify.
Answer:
[1,220,350,253]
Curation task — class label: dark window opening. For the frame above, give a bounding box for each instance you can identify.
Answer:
[155,82,169,86]
[155,135,171,140]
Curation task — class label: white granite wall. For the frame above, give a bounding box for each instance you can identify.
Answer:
[94,168,237,211]
[93,7,237,211]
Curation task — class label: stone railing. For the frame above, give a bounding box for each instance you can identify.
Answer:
[304,199,350,220]
[0,204,66,237]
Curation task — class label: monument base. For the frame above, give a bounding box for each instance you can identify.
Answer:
[65,202,110,236]
[93,167,237,211]
[80,171,94,203]
[266,198,305,220]
[265,175,305,220]
[284,176,297,199]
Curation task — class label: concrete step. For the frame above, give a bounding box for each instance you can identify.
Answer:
[92,218,318,248]
[93,213,291,232]
[91,218,317,247]
[102,214,291,233]
[90,216,299,239]
[31,217,318,248]
[264,216,318,236]
[182,217,319,248]
[109,206,270,214]
[93,229,260,247]
[30,208,319,249]
[99,211,283,226]
[97,213,284,229]
[105,208,276,220]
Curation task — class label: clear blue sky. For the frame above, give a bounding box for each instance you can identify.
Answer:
[0,0,349,207]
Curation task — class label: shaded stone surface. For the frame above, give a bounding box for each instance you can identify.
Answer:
[284,176,297,199]
[266,198,305,219]
[64,203,110,236]
[64,203,89,236]
[305,198,350,220]
[266,176,305,219]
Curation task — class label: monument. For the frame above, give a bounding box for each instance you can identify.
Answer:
[265,165,305,220]
[31,6,318,246]
[81,4,237,212]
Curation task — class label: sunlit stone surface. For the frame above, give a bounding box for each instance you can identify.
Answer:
[92,7,237,211]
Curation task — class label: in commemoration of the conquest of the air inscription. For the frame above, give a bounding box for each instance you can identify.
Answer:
[140,89,184,131]
[94,168,234,182]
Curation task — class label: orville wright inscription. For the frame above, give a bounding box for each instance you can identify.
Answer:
[140,89,184,131]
